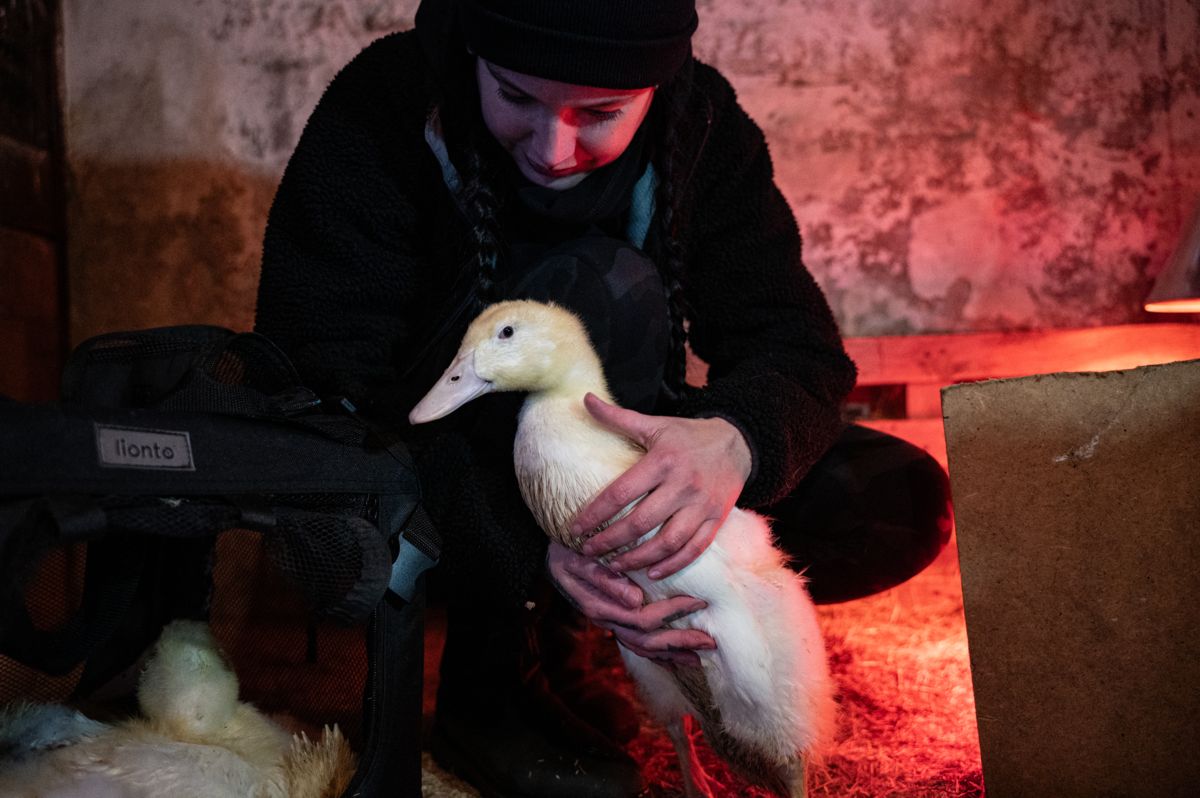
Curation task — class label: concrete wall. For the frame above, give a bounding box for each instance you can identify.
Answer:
[62,0,1200,343]
[698,0,1200,334]
[62,0,421,342]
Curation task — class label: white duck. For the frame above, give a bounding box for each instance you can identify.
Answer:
[0,620,355,798]
[409,300,835,798]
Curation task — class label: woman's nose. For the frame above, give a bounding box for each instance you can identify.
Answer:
[531,113,577,168]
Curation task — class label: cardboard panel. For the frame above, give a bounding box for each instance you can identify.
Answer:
[943,359,1200,797]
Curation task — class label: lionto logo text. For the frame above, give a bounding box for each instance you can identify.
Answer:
[113,437,177,460]
[95,424,195,471]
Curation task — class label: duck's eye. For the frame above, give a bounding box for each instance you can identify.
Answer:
[499,325,515,339]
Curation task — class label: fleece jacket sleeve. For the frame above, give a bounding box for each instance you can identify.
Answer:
[254,33,436,404]
[676,64,858,509]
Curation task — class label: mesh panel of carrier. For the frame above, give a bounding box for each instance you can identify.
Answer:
[0,545,88,704]
[0,525,376,746]
[212,530,371,745]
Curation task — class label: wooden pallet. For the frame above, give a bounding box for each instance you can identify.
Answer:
[844,322,1200,468]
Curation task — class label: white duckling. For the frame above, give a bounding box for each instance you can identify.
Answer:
[0,620,355,798]
[409,300,834,798]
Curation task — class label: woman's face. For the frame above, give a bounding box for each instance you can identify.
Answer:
[476,59,655,190]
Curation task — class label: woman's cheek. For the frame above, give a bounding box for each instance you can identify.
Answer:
[578,130,619,169]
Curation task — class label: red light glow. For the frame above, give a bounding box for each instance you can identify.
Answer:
[1145,299,1200,313]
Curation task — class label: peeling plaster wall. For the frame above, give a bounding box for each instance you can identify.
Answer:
[63,0,1200,344]
[697,0,1200,334]
[62,0,420,341]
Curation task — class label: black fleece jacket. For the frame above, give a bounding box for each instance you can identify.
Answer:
[255,31,856,599]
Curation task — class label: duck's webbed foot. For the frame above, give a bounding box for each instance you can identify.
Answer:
[667,714,720,798]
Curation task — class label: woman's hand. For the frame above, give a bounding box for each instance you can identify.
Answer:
[571,393,752,579]
[546,541,716,666]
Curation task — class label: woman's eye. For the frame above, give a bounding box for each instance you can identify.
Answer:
[499,325,514,339]
[497,88,532,106]
[585,107,624,123]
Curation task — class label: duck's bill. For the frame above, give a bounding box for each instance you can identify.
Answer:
[408,351,495,424]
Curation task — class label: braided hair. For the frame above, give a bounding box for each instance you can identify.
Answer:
[458,148,505,309]
[426,46,508,312]
[644,58,697,399]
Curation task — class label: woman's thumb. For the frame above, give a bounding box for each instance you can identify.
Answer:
[583,392,656,444]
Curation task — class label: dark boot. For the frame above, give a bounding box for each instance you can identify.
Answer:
[768,424,954,604]
[432,600,643,798]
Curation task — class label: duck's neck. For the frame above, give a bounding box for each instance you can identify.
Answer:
[514,354,638,544]
[532,355,613,407]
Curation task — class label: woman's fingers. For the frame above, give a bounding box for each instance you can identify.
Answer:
[549,542,707,628]
[582,392,661,446]
[649,518,722,578]
[580,479,677,556]
[572,459,663,544]
[570,403,752,580]
[547,541,643,612]
[571,396,667,537]
[587,592,709,631]
[601,591,717,665]
[616,639,701,668]
[546,541,717,666]
[616,515,720,579]
[607,504,703,572]
[603,623,717,652]
[604,621,716,669]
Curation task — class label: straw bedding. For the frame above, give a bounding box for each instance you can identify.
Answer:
[421,543,984,797]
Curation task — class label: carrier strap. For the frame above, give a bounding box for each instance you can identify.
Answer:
[388,505,440,603]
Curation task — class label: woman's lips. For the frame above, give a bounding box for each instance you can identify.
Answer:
[526,158,584,180]
[519,156,594,189]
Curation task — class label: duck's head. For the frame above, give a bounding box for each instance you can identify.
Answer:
[409,300,600,424]
[137,620,238,739]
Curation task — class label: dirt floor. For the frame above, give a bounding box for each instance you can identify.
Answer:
[419,541,985,798]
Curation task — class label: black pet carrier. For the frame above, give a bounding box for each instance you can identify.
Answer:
[0,325,439,796]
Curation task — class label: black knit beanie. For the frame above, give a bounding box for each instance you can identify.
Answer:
[420,0,698,90]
